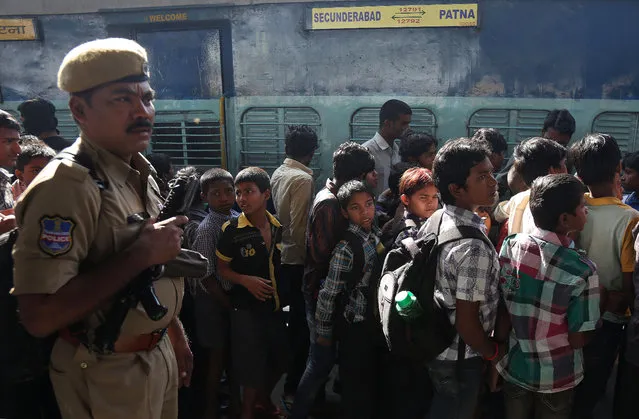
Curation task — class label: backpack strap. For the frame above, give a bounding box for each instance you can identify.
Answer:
[425,209,494,250]
[400,237,420,259]
[439,225,494,250]
[404,218,417,229]
[425,209,494,373]
[341,230,366,295]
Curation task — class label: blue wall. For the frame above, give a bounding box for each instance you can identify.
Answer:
[1,0,639,101]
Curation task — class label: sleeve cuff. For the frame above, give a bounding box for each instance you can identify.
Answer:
[12,258,78,295]
[215,249,232,262]
[316,328,333,340]
[574,320,599,333]
[456,292,486,302]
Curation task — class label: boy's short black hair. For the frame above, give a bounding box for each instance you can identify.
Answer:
[472,128,508,154]
[570,133,621,186]
[622,151,639,172]
[433,137,491,205]
[285,125,319,159]
[0,110,21,131]
[235,166,271,193]
[200,168,233,195]
[543,109,576,136]
[337,180,374,210]
[399,131,437,162]
[15,143,56,171]
[333,141,375,183]
[388,162,417,195]
[513,137,567,186]
[19,134,43,147]
[379,99,412,128]
[529,174,584,231]
[18,98,58,136]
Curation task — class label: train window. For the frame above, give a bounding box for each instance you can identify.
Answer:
[55,109,80,141]
[7,108,80,141]
[151,110,223,168]
[350,107,437,143]
[240,107,322,176]
[467,109,549,155]
[592,112,639,153]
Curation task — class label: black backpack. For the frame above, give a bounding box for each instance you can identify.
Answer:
[0,228,53,384]
[377,209,494,363]
[381,216,418,253]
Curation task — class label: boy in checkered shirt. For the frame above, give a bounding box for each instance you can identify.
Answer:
[494,174,600,419]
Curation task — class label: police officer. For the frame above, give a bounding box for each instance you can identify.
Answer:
[12,38,193,419]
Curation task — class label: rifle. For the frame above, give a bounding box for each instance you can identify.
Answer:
[91,171,201,354]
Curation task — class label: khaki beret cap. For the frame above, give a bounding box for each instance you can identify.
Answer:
[57,38,149,93]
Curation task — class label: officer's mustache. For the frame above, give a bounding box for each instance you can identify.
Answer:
[126,119,153,133]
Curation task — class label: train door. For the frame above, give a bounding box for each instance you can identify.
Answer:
[126,23,231,169]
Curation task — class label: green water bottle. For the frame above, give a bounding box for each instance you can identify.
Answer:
[395,290,424,320]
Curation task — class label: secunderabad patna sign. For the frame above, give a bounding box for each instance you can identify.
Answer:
[308,3,478,30]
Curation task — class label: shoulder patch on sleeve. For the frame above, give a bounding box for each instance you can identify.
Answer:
[39,216,76,256]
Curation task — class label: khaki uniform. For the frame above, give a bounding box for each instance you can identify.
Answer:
[12,136,183,419]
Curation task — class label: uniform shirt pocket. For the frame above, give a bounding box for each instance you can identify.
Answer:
[112,223,144,253]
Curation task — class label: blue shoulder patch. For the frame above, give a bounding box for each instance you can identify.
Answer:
[39,216,76,256]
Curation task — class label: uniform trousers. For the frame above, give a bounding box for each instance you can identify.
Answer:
[49,334,178,419]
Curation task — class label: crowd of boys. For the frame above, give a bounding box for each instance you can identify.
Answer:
[3,92,639,419]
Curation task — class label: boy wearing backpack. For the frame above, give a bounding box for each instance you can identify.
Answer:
[315,180,382,419]
[291,143,376,419]
[494,174,600,419]
[427,138,502,419]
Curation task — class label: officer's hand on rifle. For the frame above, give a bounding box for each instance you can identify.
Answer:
[132,215,188,268]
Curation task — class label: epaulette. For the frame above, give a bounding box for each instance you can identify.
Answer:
[54,150,108,190]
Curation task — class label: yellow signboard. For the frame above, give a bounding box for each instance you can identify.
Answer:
[310,4,478,30]
[0,18,38,41]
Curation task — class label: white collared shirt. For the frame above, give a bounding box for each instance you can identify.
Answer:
[362,132,401,196]
[0,168,14,211]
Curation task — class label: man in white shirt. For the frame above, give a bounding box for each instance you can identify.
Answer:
[362,100,412,196]
[270,125,318,408]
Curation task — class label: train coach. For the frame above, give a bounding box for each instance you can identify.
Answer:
[2,0,639,186]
